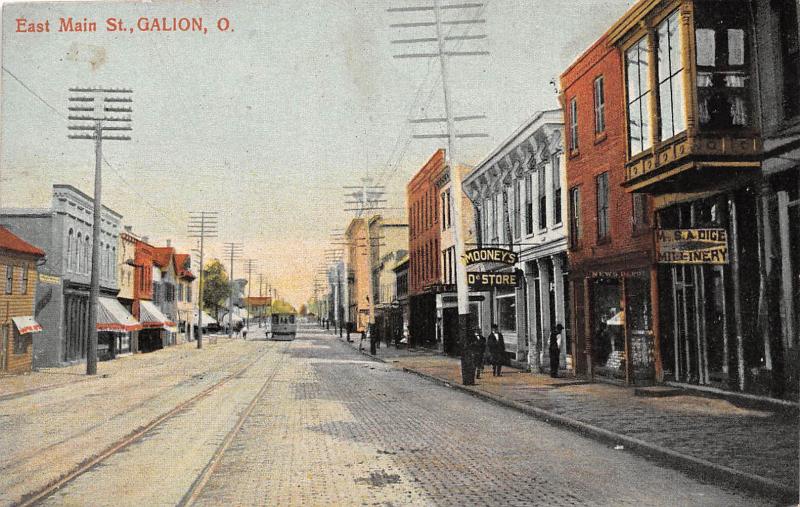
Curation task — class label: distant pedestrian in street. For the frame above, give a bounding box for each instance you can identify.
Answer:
[359,329,366,351]
[242,328,248,340]
[549,323,564,378]
[473,330,486,379]
[487,324,505,377]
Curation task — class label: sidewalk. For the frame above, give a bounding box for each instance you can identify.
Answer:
[0,334,231,401]
[339,333,798,502]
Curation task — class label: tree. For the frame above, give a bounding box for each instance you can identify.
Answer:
[202,259,229,320]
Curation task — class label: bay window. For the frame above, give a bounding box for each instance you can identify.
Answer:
[695,2,751,130]
[657,10,686,140]
[627,37,652,156]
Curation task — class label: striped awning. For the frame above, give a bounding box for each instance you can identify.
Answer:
[97,297,142,332]
[139,300,177,332]
[12,316,42,334]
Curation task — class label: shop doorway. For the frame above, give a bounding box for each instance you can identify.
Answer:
[442,307,459,355]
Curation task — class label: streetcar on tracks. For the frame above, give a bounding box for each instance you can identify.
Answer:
[268,312,297,340]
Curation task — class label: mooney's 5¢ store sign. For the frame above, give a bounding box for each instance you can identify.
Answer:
[656,228,729,265]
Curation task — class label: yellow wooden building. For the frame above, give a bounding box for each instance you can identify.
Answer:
[0,226,45,374]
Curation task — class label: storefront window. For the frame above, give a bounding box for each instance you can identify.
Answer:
[591,278,624,374]
[496,291,516,332]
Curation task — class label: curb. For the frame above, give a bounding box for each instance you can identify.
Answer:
[402,367,797,504]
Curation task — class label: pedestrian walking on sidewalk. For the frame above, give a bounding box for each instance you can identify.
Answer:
[487,324,505,377]
[549,323,564,378]
[370,325,378,355]
[473,330,486,379]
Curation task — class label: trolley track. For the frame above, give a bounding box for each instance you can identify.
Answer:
[1,341,260,473]
[16,340,291,507]
[178,343,291,506]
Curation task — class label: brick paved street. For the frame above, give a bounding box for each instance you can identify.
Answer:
[378,347,799,497]
[0,325,779,505]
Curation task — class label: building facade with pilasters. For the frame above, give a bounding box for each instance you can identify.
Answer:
[753,0,800,399]
[463,109,569,370]
[0,185,125,367]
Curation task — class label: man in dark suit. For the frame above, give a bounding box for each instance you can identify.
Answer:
[487,324,506,377]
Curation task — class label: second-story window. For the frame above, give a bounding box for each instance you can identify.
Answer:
[21,265,28,295]
[596,172,610,241]
[627,37,652,156]
[525,172,533,235]
[569,98,579,151]
[5,265,13,295]
[187,283,192,303]
[441,192,447,230]
[658,10,686,140]
[513,179,521,239]
[552,155,562,225]
[491,194,498,243]
[569,187,581,249]
[594,76,606,133]
[695,2,751,130]
[632,193,650,231]
[538,167,547,229]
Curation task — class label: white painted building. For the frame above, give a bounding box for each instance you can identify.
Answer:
[462,109,569,371]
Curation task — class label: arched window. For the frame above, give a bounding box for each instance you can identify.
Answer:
[84,237,90,274]
[76,232,82,273]
[67,229,74,271]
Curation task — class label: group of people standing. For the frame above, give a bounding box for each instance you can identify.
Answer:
[469,324,506,379]
[462,322,565,384]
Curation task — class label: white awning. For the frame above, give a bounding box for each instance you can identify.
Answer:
[221,312,244,325]
[12,316,42,334]
[139,300,177,332]
[97,297,141,332]
[193,309,217,326]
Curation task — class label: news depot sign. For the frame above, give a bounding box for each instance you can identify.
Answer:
[656,228,729,265]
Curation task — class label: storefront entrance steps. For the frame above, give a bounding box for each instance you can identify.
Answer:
[664,381,798,415]
[634,386,685,398]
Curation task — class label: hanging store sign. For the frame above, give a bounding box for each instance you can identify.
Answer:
[462,248,518,266]
[656,228,729,265]
[467,271,520,290]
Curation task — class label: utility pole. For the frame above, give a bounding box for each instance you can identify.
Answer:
[188,211,218,349]
[222,242,243,338]
[389,0,488,384]
[243,259,258,331]
[67,87,132,376]
[257,272,265,327]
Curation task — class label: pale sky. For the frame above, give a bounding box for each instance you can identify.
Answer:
[0,0,635,306]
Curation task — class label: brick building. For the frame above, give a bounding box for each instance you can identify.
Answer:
[0,226,44,373]
[133,237,174,352]
[561,30,659,383]
[407,149,444,347]
[345,217,371,333]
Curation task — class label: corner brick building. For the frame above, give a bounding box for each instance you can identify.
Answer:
[561,31,659,384]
